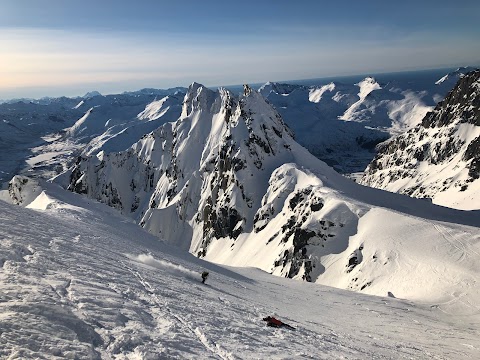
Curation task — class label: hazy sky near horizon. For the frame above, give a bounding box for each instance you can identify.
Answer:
[1,0,479,99]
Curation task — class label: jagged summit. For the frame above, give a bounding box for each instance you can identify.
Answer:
[361,70,480,209]
[57,82,351,281]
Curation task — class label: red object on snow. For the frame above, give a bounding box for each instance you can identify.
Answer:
[262,316,295,330]
[268,317,283,327]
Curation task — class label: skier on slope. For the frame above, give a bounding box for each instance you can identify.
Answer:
[201,271,209,284]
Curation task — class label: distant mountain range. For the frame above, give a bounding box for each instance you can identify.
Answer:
[259,67,474,173]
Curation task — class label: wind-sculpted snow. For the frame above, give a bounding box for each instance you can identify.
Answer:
[361,70,480,210]
[0,182,479,358]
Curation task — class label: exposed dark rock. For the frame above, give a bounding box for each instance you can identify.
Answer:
[464,135,480,179]
[362,70,480,202]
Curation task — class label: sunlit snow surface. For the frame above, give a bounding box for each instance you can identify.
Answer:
[0,184,479,359]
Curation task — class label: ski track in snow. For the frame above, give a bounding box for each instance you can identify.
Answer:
[124,263,234,360]
[433,223,468,263]
[0,191,479,359]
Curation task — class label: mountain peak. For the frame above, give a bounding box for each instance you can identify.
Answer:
[435,66,476,85]
[83,91,102,99]
[182,82,218,116]
[188,81,204,92]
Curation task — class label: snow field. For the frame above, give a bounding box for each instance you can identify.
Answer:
[0,185,479,358]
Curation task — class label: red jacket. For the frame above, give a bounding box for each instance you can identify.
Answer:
[269,317,283,326]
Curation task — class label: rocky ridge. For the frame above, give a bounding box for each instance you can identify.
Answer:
[360,70,480,209]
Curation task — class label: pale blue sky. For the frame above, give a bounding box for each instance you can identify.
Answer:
[1,0,479,99]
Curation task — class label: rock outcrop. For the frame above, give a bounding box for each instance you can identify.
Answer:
[361,70,480,209]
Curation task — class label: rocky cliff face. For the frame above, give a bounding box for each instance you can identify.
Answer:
[60,83,361,282]
[361,70,480,209]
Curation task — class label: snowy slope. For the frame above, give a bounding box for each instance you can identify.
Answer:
[81,93,184,157]
[361,70,480,210]
[435,66,476,87]
[0,183,479,359]
[339,77,382,121]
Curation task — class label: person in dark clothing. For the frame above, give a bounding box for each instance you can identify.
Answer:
[201,271,209,284]
[262,316,295,330]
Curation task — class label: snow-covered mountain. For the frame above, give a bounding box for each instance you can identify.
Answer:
[435,66,476,87]
[67,93,184,157]
[259,80,388,172]
[2,74,480,357]
[122,87,187,97]
[259,72,458,173]
[0,88,186,188]
[42,82,480,312]
[83,90,102,99]
[0,68,468,188]
[66,91,185,142]
[361,70,480,210]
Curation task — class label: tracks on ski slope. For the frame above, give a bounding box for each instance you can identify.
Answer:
[433,223,468,262]
[122,262,235,360]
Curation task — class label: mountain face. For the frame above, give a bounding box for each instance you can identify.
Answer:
[360,70,480,210]
[57,83,363,283]
[66,91,185,142]
[1,196,478,359]
[434,66,476,87]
